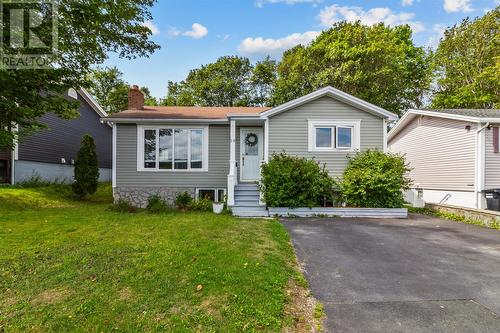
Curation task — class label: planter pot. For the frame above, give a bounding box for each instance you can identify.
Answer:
[212,203,224,214]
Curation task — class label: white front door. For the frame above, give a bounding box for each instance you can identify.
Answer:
[240,127,263,182]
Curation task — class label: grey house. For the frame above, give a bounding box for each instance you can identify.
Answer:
[105,86,397,216]
[388,109,500,210]
[0,88,112,184]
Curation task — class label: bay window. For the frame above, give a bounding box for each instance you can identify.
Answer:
[139,126,208,171]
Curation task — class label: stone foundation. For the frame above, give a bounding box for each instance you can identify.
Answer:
[113,186,195,208]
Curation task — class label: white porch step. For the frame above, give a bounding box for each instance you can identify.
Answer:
[232,206,269,217]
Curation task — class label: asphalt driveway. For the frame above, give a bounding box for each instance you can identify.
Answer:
[281,214,500,333]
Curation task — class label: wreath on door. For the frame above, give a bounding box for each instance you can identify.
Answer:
[245,133,258,147]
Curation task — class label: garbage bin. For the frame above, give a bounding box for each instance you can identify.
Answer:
[483,189,500,211]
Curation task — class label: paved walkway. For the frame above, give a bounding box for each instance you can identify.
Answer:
[282,214,500,332]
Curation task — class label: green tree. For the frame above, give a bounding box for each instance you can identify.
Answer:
[164,56,253,106]
[140,87,159,106]
[272,22,432,115]
[0,0,159,149]
[251,56,277,106]
[432,8,500,108]
[72,134,99,200]
[88,67,129,114]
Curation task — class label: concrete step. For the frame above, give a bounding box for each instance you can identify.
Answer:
[234,188,259,194]
[233,211,270,217]
[234,200,261,206]
[236,183,259,188]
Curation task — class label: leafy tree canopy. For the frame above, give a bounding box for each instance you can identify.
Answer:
[0,0,160,149]
[272,22,432,116]
[163,56,277,107]
[431,7,500,109]
[87,67,158,114]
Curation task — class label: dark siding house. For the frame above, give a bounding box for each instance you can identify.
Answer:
[0,88,112,184]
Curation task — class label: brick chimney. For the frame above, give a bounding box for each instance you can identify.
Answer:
[128,85,144,110]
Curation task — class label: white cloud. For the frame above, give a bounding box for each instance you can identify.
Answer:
[443,0,473,13]
[318,5,425,33]
[169,23,208,39]
[142,20,159,35]
[427,24,447,48]
[255,0,323,8]
[238,31,320,56]
[401,0,414,6]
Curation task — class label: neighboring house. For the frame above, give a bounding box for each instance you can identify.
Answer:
[388,109,500,210]
[104,85,397,216]
[0,88,112,184]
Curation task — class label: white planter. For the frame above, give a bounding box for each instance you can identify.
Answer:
[212,203,224,214]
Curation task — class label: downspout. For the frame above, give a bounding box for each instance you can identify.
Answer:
[475,122,489,209]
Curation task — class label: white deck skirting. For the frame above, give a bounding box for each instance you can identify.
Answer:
[269,207,408,218]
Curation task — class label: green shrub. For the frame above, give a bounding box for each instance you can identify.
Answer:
[108,199,137,213]
[260,152,335,208]
[72,134,99,200]
[146,194,171,213]
[188,197,213,212]
[338,150,412,208]
[175,191,192,210]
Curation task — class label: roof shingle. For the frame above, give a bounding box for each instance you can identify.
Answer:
[421,109,500,118]
[106,106,271,120]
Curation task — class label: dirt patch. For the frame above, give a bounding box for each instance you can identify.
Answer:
[282,276,324,333]
[198,295,224,319]
[31,287,69,306]
[118,287,133,301]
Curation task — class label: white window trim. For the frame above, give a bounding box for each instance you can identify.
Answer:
[137,125,209,172]
[308,120,361,152]
[195,188,226,202]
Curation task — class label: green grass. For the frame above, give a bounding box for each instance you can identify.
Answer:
[407,206,500,230]
[0,184,302,332]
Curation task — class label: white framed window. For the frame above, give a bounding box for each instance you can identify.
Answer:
[308,120,360,152]
[137,125,209,172]
[196,188,226,202]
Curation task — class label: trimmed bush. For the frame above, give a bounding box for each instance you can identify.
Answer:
[72,134,99,199]
[175,191,192,211]
[260,152,335,208]
[338,150,412,208]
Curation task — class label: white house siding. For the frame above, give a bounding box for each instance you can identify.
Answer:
[268,96,384,178]
[388,116,477,192]
[485,125,500,190]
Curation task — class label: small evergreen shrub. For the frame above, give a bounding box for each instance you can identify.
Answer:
[260,152,335,208]
[188,197,213,212]
[338,150,412,208]
[175,191,192,210]
[72,134,99,200]
[146,194,170,213]
[108,199,137,213]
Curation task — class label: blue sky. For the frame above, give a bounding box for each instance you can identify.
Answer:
[104,0,499,98]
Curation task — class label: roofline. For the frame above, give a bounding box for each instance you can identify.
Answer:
[103,118,229,124]
[387,109,500,142]
[260,86,399,121]
[78,87,108,118]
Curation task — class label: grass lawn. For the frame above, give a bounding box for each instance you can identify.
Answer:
[0,184,318,332]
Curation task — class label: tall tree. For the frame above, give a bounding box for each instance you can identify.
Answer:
[164,56,253,107]
[0,0,160,149]
[431,8,500,109]
[272,22,432,115]
[140,87,159,106]
[251,56,277,106]
[88,67,129,114]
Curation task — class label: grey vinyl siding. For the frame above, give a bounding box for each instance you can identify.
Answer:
[485,124,500,189]
[116,124,229,187]
[18,92,112,168]
[268,96,384,178]
[388,116,476,191]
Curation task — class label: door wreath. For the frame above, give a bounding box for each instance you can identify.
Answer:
[245,133,258,147]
